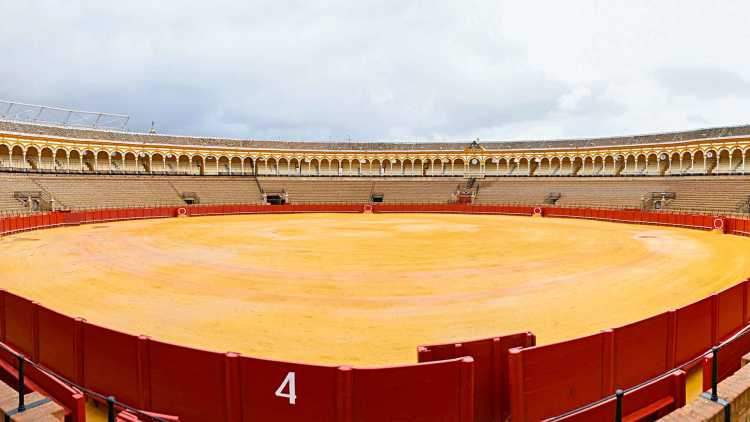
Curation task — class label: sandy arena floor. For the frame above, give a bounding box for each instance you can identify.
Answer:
[2,213,750,369]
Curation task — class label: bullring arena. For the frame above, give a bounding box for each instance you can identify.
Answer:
[4,111,750,421]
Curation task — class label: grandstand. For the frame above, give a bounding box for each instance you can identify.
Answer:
[3,115,750,421]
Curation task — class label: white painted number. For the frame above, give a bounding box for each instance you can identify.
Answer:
[275,372,297,405]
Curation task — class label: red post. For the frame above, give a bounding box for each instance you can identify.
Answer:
[508,348,524,421]
[672,370,686,407]
[711,293,719,344]
[0,290,5,342]
[666,310,677,369]
[137,335,151,410]
[336,366,353,422]
[601,329,615,394]
[74,318,86,385]
[491,338,502,421]
[459,357,475,422]
[224,352,242,422]
[31,301,40,362]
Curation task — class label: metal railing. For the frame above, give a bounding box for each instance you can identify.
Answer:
[0,340,171,422]
[545,322,750,421]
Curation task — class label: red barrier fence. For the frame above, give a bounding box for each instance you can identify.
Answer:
[0,203,750,421]
[545,371,686,421]
[0,330,85,422]
[417,332,535,422]
[508,279,750,421]
[0,289,475,422]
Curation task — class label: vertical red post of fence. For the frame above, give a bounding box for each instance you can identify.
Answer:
[74,318,85,384]
[460,357,475,422]
[336,366,353,422]
[137,336,152,410]
[225,352,242,422]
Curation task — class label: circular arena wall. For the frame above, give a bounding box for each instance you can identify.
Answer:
[1,204,749,422]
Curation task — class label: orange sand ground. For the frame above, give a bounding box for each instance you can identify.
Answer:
[2,213,749,417]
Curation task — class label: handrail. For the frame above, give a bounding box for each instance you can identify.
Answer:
[0,340,173,422]
[543,320,750,421]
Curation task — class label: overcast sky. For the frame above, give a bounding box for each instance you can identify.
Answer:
[1,1,750,142]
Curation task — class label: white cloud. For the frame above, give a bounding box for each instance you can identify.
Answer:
[0,0,749,141]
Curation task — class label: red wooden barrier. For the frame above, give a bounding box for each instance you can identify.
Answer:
[0,344,86,422]
[417,332,535,422]
[2,291,36,359]
[716,282,746,341]
[82,322,141,407]
[674,296,714,367]
[37,305,79,383]
[508,332,612,421]
[349,358,474,422]
[147,340,227,421]
[239,357,340,421]
[612,313,673,390]
[546,371,685,422]
[702,327,750,391]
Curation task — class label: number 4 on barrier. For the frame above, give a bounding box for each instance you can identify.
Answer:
[275,372,297,405]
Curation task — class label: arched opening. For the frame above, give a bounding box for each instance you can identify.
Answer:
[244,157,254,175]
[82,151,96,172]
[400,159,410,176]
[97,151,110,172]
[452,159,465,176]
[744,149,750,173]
[571,157,583,175]
[309,159,320,176]
[592,156,604,175]
[468,157,481,173]
[536,158,550,176]
[517,158,529,176]
[581,157,593,175]
[635,155,646,174]
[25,146,40,170]
[218,156,230,175]
[150,153,164,173]
[717,150,731,173]
[692,151,705,174]
[137,153,151,173]
[54,149,68,171]
[110,152,124,172]
[289,158,301,175]
[10,146,24,168]
[123,152,138,173]
[645,154,658,175]
[669,153,681,175]
[623,155,636,175]
[330,159,341,176]
[164,154,178,172]
[730,149,743,173]
[40,148,54,170]
[177,155,190,173]
[680,152,692,174]
[603,156,615,176]
[0,145,9,168]
[204,156,218,175]
[550,157,561,176]
[416,159,427,176]
[316,159,327,175]
[560,157,572,175]
[370,159,381,176]
[191,156,204,175]
[347,159,359,176]
[704,150,717,174]
[279,158,291,176]
[494,158,506,175]
[69,150,82,171]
